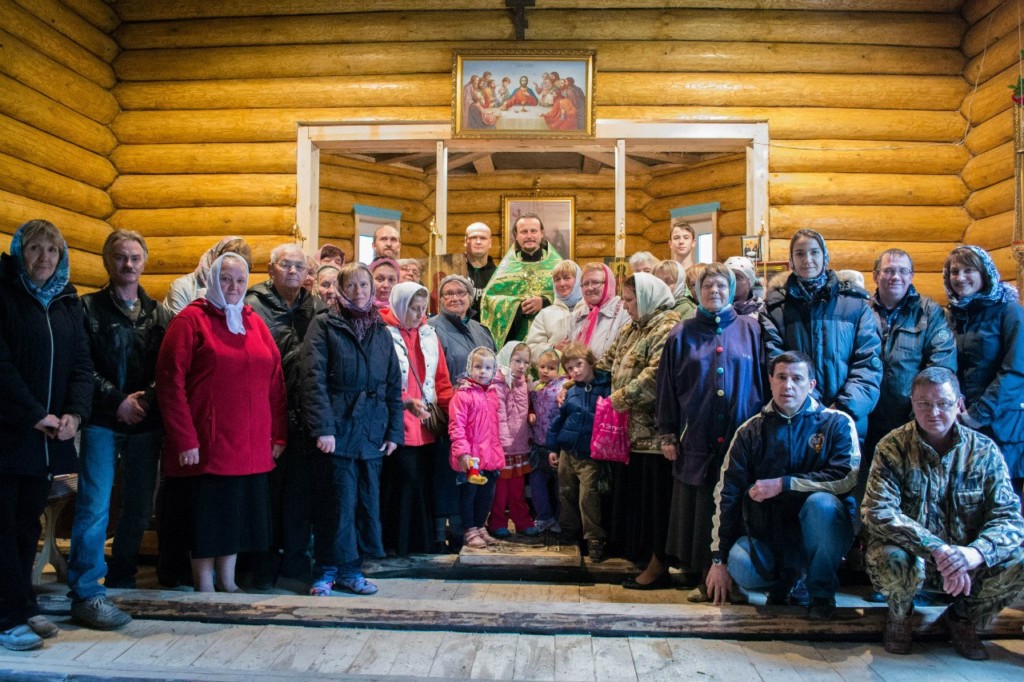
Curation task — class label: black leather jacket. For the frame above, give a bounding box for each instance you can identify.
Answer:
[81,285,172,433]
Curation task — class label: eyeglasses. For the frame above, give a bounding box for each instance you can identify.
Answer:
[912,399,958,412]
[276,260,308,272]
[441,290,469,300]
[879,268,913,278]
[581,280,606,289]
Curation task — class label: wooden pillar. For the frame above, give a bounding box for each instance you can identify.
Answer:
[434,139,448,254]
[296,126,319,258]
[614,139,626,259]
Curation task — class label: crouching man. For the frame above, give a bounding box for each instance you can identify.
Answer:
[705,351,860,620]
[862,366,1024,660]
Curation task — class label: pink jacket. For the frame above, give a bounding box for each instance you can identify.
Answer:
[448,380,504,472]
[494,370,531,456]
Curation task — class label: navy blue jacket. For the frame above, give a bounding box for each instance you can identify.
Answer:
[656,306,765,487]
[0,253,93,476]
[545,370,612,459]
[867,286,956,447]
[946,297,1024,477]
[300,310,404,459]
[710,398,860,564]
[760,271,882,440]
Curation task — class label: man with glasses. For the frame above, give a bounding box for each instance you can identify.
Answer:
[862,366,1024,660]
[244,244,320,591]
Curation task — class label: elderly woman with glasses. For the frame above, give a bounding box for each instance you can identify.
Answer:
[568,263,631,362]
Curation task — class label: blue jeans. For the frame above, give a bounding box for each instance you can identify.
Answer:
[727,492,854,600]
[68,426,162,599]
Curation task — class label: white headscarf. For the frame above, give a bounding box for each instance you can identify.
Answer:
[389,281,428,328]
[205,253,248,335]
[631,272,676,321]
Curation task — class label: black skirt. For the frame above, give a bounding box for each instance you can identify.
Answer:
[608,452,675,565]
[665,479,716,573]
[171,473,272,559]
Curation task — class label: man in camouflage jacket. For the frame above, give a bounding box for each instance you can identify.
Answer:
[862,366,1024,660]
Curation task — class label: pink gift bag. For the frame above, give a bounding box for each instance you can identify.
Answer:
[590,396,630,464]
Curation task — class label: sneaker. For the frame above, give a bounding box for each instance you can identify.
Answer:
[309,581,333,596]
[490,527,511,539]
[942,607,988,660]
[335,575,378,596]
[586,538,607,563]
[520,526,540,537]
[26,615,59,639]
[789,578,810,608]
[464,528,487,549]
[883,609,913,655]
[807,596,836,621]
[534,518,557,533]
[0,625,43,651]
[71,596,132,630]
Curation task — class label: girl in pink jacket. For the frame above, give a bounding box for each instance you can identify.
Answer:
[489,342,538,538]
[448,347,503,549]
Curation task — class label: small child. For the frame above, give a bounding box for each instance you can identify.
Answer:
[546,342,612,562]
[489,341,537,538]
[528,350,568,533]
[448,347,505,549]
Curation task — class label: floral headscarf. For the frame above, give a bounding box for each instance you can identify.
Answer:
[944,245,1018,309]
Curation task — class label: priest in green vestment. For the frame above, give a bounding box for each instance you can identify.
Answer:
[480,214,563,347]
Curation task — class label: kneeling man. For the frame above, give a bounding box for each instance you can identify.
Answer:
[862,366,1024,660]
[706,351,859,620]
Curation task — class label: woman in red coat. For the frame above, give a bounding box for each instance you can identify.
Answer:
[156,253,287,592]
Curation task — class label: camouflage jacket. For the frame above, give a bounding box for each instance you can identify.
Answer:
[861,421,1024,567]
[596,306,680,452]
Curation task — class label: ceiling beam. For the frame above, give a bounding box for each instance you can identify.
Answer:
[472,154,495,175]
[627,151,702,165]
[447,152,491,171]
[581,156,603,174]
[579,151,647,174]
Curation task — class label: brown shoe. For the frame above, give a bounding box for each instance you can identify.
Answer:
[883,609,913,655]
[942,608,988,660]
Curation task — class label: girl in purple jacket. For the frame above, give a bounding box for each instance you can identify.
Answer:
[489,342,538,538]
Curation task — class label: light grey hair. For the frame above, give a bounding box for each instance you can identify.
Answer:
[629,251,659,270]
[269,243,304,265]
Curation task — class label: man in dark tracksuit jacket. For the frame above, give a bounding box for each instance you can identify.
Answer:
[706,351,860,621]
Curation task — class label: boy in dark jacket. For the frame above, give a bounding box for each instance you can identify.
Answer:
[546,343,612,561]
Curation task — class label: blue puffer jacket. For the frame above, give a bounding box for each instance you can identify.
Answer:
[545,370,612,459]
[760,271,882,440]
[946,297,1024,478]
[867,287,957,446]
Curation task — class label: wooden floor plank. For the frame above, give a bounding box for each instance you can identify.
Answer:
[345,628,406,675]
[74,621,166,664]
[307,628,372,674]
[151,622,227,668]
[109,626,180,665]
[740,640,804,681]
[189,624,265,669]
[428,631,481,678]
[773,640,845,681]
[267,626,336,673]
[387,630,446,676]
[33,624,111,662]
[469,632,518,680]
[512,633,555,681]
[664,638,761,680]
[590,636,638,682]
[626,637,675,680]
[553,634,595,682]
[863,644,969,682]
[808,642,883,682]
[925,641,1024,682]
[227,624,304,671]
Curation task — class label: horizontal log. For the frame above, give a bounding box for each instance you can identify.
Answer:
[0,0,114,88]
[115,74,448,111]
[769,140,969,175]
[963,211,1013,251]
[318,211,354,238]
[769,173,969,206]
[575,234,652,259]
[446,172,647,191]
[717,235,741,259]
[965,107,1012,156]
[962,0,1020,57]
[769,205,968,242]
[110,107,449,143]
[770,238,957,272]
[601,73,966,111]
[321,151,427,180]
[991,245,1016,281]
[959,62,1016,126]
[0,189,110,253]
[113,41,965,83]
[0,28,118,123]
[61,0,119,33]
[109,174,297,209]
[643,185,747,222]
[961,141,1013,192]
[602,106,966,143]
[964,177,1014,220]
[397,222,430,247]
[141,235,288,274]
[320,188,430,224]
[320,164,430,202]
[110,207,296,237]
[645,158,745,198]
[0,75,117,154]
[0,152,113,218]
[402,243,428,259]
[718,209,746,236]
[0,114,116,189]
[112,0,963,21]
[111,143,297,175]
[12,0,118,61]
[962,0,1004,26]
[113,10,963,49]
[963,29,1021,86]
[445,188,649,215]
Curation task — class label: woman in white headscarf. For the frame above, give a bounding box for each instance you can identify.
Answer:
[379,282,455,555]
[156,253,287,593]
[524,260,582,362]
[163,236,252,315]
[595,273,681,590]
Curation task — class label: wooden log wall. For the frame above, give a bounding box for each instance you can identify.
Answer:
[105,1,975,303]
[0,0,119,292]
[960,0,1020,287]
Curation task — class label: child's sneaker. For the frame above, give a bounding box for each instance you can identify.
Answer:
[520,526,540,537]
[534,518,557,533]
[478,527,499,544]
[489,527,511,539]
[464,528,487,549]
[335,574,378,596]
[309,581,333,596]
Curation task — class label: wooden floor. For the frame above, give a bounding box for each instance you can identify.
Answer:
[9,571,1024,681]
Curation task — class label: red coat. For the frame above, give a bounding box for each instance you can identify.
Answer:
[156,299,287,477]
